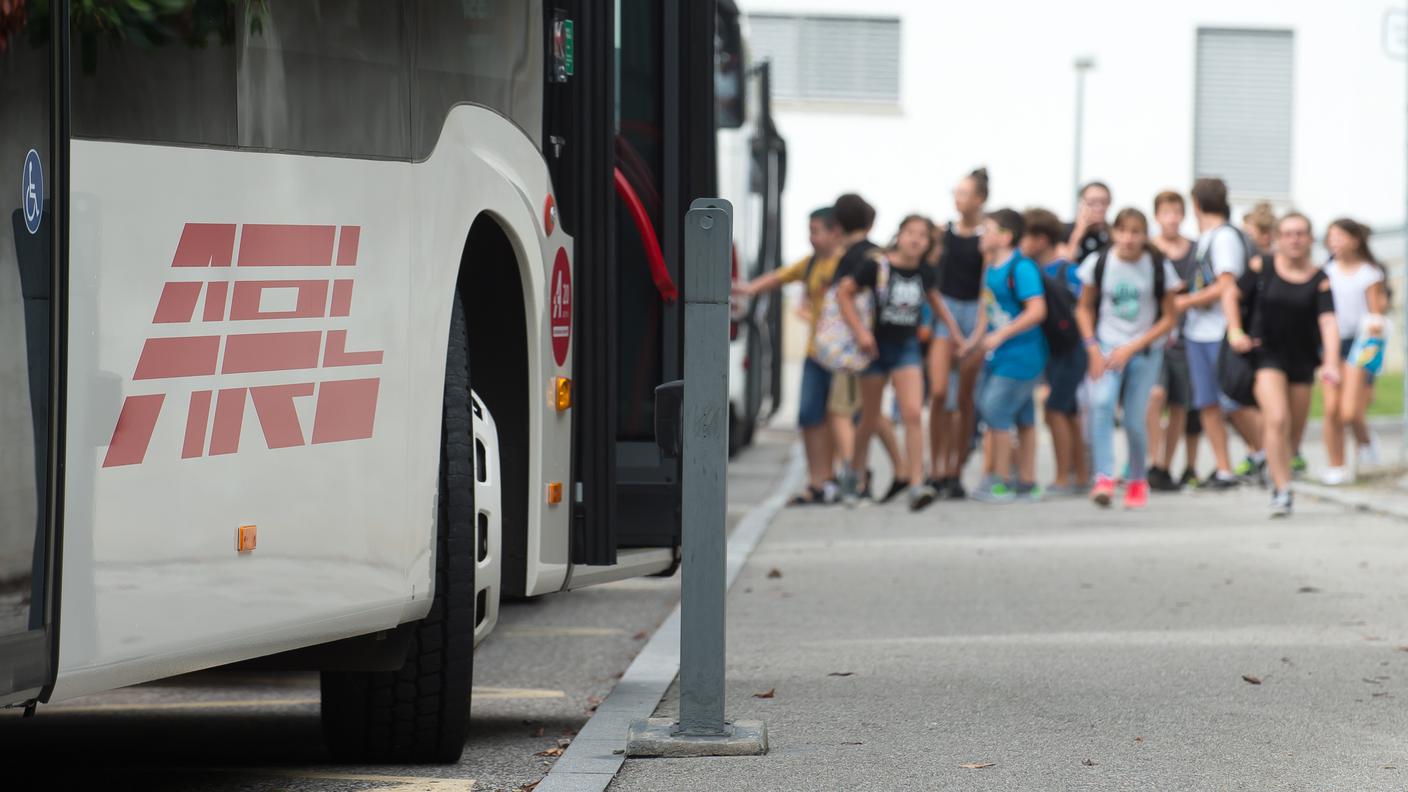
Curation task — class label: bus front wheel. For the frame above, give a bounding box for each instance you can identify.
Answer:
[320,293,477,763]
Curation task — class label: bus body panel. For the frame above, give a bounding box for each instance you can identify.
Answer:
[50,106,573,701]
[412,106,572,599]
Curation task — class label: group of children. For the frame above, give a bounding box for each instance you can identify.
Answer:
[737,172,1389,518]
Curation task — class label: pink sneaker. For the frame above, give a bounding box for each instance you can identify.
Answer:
[1091,475,1116,508]
[1124,479,1149,510]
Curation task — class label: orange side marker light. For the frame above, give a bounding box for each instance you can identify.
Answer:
[547,482,563,506]
[237,524,257,553]
[555,377,572,411]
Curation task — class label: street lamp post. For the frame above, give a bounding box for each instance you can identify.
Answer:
[1073,56,1096,216]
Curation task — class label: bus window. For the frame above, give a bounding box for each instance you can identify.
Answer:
[69,1,237,146]
[239,0,410,158]
[715,5,744,129]
[614,0,665,440]
[410,0,543,157]
[0,0,51,678]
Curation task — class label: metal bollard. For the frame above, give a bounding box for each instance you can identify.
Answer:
[626,198,767,758]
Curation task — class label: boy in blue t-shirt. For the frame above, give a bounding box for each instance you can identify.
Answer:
[962,209,1049,503]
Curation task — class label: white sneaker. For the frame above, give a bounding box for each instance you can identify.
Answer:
[1320,466,1352,486]
[1359,435,1383,467]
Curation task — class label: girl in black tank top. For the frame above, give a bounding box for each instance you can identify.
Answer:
[1224,213,1339,517]
[938,223,984,301]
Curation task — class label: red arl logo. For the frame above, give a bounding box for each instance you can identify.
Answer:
[104,223,384,468]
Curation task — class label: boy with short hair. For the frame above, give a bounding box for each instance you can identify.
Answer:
[967,209,1048,503]
[1174,178,1262,489]
[735,207,846,504]
[1145,191,1200,490]
[1021,207,1088,495]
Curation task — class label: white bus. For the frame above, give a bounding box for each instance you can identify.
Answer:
[0,0,779,763]
[718,2,787,455]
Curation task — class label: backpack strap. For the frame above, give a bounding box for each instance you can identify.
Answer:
[802,253,819,288]
[1092,250,1109,328]
[1150,248,1166,320]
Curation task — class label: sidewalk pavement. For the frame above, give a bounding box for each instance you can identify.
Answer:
[609,446,1408,790]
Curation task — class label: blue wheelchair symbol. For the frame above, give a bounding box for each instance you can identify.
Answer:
[23,149,43,235]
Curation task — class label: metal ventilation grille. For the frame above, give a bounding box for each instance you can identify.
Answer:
[746,14,901,103]
[1194,28,1295,197]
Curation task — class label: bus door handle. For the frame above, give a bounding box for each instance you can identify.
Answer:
[613,167,678,304]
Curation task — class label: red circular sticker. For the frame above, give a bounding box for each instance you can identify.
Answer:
[550,247,572,366]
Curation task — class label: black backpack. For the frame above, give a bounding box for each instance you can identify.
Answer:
[1091,247,1167,327]
[1007,259,1081,357]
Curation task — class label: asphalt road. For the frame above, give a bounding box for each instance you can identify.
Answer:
[0,429,795,792]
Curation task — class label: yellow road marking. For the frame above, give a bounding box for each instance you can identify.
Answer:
[499,625,627,637]
[46,687,564,713]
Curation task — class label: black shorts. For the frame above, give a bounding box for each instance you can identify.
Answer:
[1159,344,1192,408]
[1254,346,1318,385]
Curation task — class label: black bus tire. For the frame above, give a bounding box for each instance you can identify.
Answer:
[320,293,476,763]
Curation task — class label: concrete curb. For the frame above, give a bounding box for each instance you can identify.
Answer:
[1297,480,1408,522]
[534,445,805,792]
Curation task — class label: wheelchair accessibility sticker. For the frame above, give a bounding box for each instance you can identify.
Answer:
[22,148,42,235]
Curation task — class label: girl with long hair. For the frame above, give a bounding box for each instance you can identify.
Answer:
[1320,218,1390,484]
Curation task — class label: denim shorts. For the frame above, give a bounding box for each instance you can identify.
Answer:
[864,337,923,377]
[1185,338,1243,413]
[1044,345,1087,416]
[1341,338,1377,385]
[798,357,835,428]
[978,372,1039,431]
[934,296,980,340]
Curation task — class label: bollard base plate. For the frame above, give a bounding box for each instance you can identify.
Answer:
[625,718,768,757]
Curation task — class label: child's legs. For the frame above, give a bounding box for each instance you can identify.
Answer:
[1087,364,1126,479]
[1120,349,1163,481]
[853,375,886,480]
[891,365,927,485]
[1253,368,1292,490]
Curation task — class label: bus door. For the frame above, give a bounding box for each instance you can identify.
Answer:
[0,0,61,705]
[547,0,716,565]
[751,61,787,420]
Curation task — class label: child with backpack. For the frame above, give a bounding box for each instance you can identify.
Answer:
[1076,208,1184,509]
[835,214,962,511]
[965,209,1049,503]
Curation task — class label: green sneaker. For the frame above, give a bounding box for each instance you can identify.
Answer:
[1291,454,1308,477]
[971,481,1017,504]
[1233,457,1254,477]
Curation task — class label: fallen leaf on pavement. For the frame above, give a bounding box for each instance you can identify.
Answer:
[1398,646,1408,653]
[1242,675,1262,685]
[753,688,776,699]
[632,630,648,640]
[1297,586,1320,593]
[828,672,855,677]
[536,747,564,758]
[842,741,864,745]
[959,762,994,770]
[1082,759,1098,766]
[1133,736,1144,743]
[767,568,783,579]
[518,781,541,792]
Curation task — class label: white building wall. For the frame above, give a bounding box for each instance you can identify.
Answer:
[753,0,1405,263]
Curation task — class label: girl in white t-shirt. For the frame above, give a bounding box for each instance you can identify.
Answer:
[1321,218,1390,485]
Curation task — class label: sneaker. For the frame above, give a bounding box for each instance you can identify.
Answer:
[1290,454,1308,477]
[1269,488,1293,518]
[908,483,939,512]
[1014,481,1042,501]
[1124,479,1149,510]
[1178,468,1199,488]
[1234,455,1267,487]
[944,477,967,500]
[971,481,1016,504]
[839,468,859,507]
[821,479,841,503]
[1200,471,1240,491]
[1360,435,1383,467]
[1320,466,1353,486]
[1090,475,1116,508]
[880,479,910,504]
[1148,467,1179,493]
